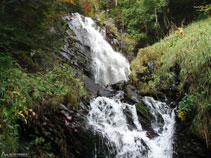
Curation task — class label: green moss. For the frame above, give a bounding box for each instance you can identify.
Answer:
[136,102,149,115]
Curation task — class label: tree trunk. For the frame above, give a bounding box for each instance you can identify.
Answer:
[115,0,118,7]
[155,8,160,39]
[162,4,170,31]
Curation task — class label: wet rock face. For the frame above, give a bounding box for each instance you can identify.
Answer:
[104,26,135,62]
[173,119,210,158]
[83,75,115,97]
[60,17,93,78]
[125,84,141,103]
[92,17,135,62]
[19,102,112,158]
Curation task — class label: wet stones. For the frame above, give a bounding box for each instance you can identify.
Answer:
[60,17,93,78]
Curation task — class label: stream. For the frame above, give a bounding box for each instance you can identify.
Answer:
[67,13,176,158]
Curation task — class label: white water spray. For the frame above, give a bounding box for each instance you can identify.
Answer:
[88,94,176,158]
[142,97,176,158]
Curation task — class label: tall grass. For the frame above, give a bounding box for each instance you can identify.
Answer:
[131,17,211,147]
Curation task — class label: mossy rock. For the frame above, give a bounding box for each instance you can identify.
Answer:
[140,88,165,100]
[136,102,149,115]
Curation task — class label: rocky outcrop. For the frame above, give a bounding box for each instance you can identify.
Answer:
[60,16,93,78]
[20,100,114,158]
[93,17,135,62]
[104,24,135,62]
[173,118,209,158]
[83,75,115,97]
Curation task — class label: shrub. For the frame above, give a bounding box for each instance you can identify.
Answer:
[0,64,86,152]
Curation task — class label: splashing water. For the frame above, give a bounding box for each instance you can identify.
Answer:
[87,94,176,158]
[143,97,176,158]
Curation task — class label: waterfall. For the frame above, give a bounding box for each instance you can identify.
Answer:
[88,94,176,158]
[142,97,176,158]
[67,13,130,86]
[67,13,176,158]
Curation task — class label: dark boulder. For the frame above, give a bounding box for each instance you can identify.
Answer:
[124,84,142,104]
[110,80,127,91]
[173,118,210,158]
[83,75,115,98]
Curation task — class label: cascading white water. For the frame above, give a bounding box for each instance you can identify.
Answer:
[88,94,176,158]
[67,13,176,158]
[142,97,176,158]
[68,13,130,86]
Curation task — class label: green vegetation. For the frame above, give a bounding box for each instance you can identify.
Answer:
[196,3,211,16]
[131,17,211,147]
[0,0,87,153]
[91,0,209,47]
[0,63,86,152]
[0,0,210,154]
[0,0,84,69]
[136,102,149,115]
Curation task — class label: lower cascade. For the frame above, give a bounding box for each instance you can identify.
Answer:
[87,94,176,158]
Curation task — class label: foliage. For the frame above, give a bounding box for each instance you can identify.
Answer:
[30,136,52,151]
[91,0,168,44]
[0,0,91,153]
[131,17,211,147]
[122,0,166,38]
[177,94,196,121]
[195,3,211,16]
[0,0,84,70]
[92,0,209,47]
[0,64,86,152]
[82,0,93,14]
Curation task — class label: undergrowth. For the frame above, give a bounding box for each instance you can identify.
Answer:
[96,11,136,49]
[0,60,86,152]
[0,0,87,153]
[131,17,211,147]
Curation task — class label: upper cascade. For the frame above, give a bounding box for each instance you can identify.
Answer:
[66,13,130,86]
